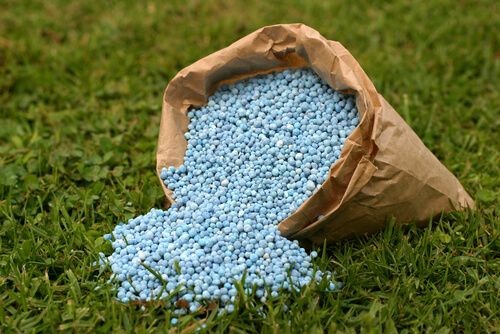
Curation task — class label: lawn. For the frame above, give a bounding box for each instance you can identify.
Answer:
[0,0,498,332]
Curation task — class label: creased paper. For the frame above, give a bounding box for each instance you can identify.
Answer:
[156,24,474,244]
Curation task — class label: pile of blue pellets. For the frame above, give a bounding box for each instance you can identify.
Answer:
[101,68,359,316]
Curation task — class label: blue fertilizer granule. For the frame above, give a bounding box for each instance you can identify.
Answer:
[101,68,359,313]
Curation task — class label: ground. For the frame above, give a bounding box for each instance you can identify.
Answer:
[0,0,498,333]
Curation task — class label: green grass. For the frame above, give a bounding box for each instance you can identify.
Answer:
[1,0,498,332]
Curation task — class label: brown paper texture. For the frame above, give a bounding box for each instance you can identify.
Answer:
[156,23,474,245]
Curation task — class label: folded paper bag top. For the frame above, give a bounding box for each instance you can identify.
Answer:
[156,23,474,245]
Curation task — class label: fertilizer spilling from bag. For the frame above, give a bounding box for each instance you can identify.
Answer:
[101,24,473,317]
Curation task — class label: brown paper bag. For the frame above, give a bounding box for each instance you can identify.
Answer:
[156,23,474,245]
